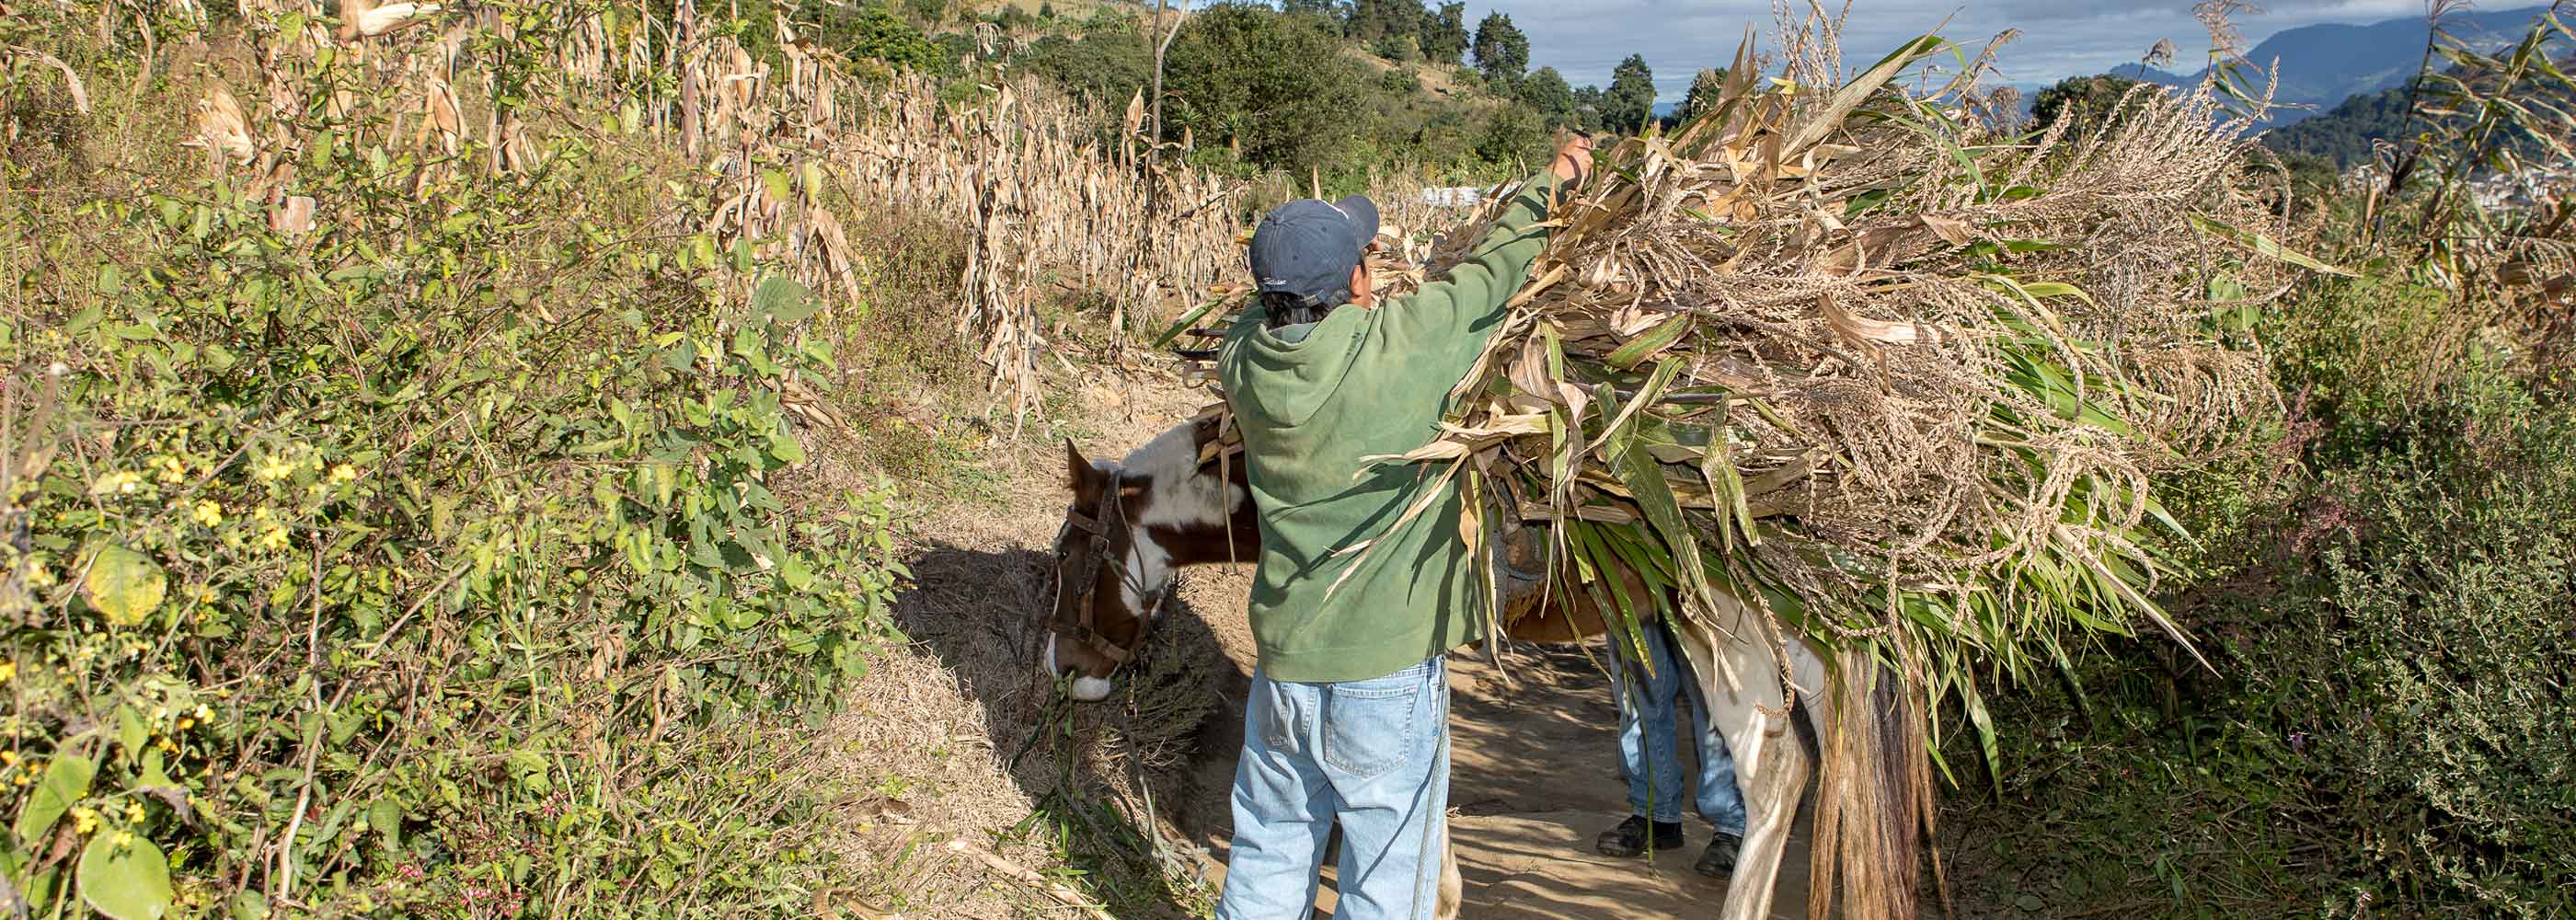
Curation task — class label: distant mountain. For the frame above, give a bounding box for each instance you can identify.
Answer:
[2106,5,2557,125]
[2260,51,2576,169]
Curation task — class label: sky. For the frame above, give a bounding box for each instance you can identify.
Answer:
[1463,0,2444,99]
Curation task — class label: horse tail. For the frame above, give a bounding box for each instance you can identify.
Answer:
[1806,650,1932,920]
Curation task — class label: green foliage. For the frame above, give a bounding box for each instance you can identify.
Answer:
[1377,65,1422,96]
[2030,73,2143,135]
[0,6,908,916]
[1422,2,1469,66]
[1673,67,1729,126]
[1473,104,1548,167]
[735,0,953,75]
[1948,275,2576,918]
[1346,0,1423,43]
[1571,83,1608,132]
[1469,11,1527,86]
[1369,30,1420,63]
[1162,4,1374,177]
[1517,66,1579,129]
[1602,53,1656,133]
[1018,29,1152,107]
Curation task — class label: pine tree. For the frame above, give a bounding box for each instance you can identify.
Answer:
[1603,54,1656,133]
[1471,12,1528,87]
[1420,2,1468,67]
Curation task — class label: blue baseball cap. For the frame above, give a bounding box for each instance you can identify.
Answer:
[1248,194,1381,308]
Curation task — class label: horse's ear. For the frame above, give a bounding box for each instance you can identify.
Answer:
[1064,440,1091,490]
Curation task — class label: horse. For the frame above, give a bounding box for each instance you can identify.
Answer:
[1041,413,1929,920]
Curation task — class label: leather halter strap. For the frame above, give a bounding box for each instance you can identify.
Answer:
[1049,488,1160,667]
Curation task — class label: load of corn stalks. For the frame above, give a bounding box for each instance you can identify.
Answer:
[1190,9,2329,748]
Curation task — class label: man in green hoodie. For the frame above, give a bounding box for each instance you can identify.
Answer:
[1212,132,1591,920]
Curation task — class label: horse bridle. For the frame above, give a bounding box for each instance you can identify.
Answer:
[1048,484,1168,668]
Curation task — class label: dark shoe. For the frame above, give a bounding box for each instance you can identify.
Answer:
[1594,815,1685,857]
[1694,832,1741,877]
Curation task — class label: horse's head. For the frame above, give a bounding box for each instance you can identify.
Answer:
[1042,440,1167,702]
[1041,416,1248,702]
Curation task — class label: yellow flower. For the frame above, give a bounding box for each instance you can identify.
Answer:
[193,704,212,720]
[71,807,98,834]
[125,802,144,822]
[176,717,194,731]
[0,750,15,765]
[328,464,357,482]
[255,456,295,481]
[157,456,190,484]
[0,661,15,683]
[190,500,224,527]
[157,738,177,753]
[110,830,132,849]
[257,526,291,551]
[89,471,144,496]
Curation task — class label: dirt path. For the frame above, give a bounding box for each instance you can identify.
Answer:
[883,368,1816,918]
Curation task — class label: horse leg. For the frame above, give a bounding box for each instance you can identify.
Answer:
[1667,605,1806,920]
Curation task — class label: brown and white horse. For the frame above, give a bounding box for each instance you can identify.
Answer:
[1042,414,1930,920]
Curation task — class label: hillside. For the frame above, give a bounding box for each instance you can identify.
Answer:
[2259,52,2576,169]
[2110,4,2555,123]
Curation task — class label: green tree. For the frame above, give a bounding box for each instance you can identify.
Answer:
[1421,2,1469,66]
[1518,66,1577,128]
[1476,104,1549,167]
[1163,3,1374,175]
[1370,30,1420,63]
[1571,83,1607,132]
[1673,66,1728,125]
[2030,73,2142,135]
[1602,53,1656,133]
[1282,0,1348,20]
[1470,12,1528,87]
[1018,29,1151,104]
[1349,0,1424,41]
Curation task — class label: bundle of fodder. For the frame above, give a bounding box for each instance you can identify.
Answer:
[1346,20,2326,723]
[1391,25,2339,706]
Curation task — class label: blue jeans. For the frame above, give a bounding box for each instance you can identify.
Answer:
[1609,621,1745,834]
[1216,657,1449,920]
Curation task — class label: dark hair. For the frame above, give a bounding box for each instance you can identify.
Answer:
[1259,289,1347,329]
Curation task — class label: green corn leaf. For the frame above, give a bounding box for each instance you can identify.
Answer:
[2187,213,2354,276]
[1603,314,1693,369]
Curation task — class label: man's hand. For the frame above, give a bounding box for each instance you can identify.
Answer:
[1550,132,1595,187]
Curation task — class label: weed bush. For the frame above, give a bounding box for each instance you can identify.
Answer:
[1944,281,2576,918]
[1,13,906,918]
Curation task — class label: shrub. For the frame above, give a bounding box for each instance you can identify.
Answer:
[0,15,906,917]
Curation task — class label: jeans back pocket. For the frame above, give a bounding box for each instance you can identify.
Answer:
[1319,661,1434,780]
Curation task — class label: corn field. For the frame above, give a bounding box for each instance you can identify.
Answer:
[158,0,1244,415]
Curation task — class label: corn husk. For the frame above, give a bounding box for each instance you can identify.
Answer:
[1200,22,2321,755]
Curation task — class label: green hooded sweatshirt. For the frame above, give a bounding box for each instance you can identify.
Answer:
[1217,171,1563,683]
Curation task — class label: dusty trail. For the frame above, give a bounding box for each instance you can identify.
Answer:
[882,368,1814,918]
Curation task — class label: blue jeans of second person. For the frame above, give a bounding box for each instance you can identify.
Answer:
[1610,620,1746,835]
[1215,657,1449,920]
